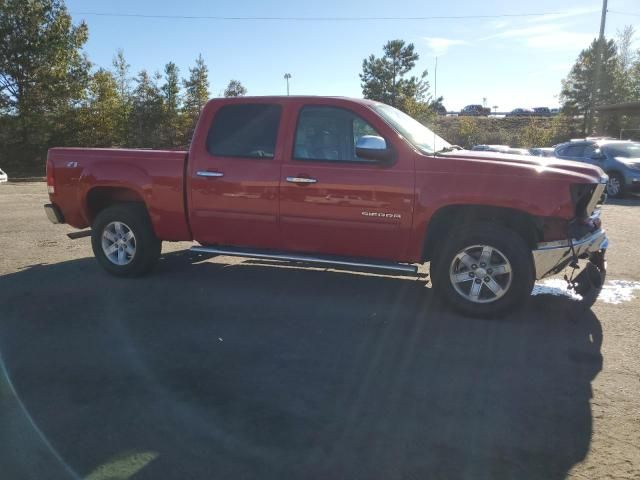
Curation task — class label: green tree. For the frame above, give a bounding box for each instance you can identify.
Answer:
[520,118,553,148]
[111,49,132,144]
[161,62,182,146]
[631,56,640,99]
[182,54,210,137]
[73,69,122,147]
[112,49,131,100]
[611,26,640,136]
[129,70,164,147]
[360,40,431,113]
[560,38,619,135]
[0,0,90,173]
[616,26,636,73]
[224,79,247,97]
[457,117,480,147]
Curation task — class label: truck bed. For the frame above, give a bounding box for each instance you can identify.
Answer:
[47,148,192,241]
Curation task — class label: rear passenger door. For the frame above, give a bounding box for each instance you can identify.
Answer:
[279,104,415,261]
[188,102,284,249]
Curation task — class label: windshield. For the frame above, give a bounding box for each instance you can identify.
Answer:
[603,143,640,158]
[372,103,451,154]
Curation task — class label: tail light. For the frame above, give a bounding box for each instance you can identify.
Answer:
[46,157,55,194]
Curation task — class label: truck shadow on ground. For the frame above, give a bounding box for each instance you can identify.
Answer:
[606,194,640,206]
[0,250,603,480]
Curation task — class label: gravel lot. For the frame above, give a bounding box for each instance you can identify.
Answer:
[1,182,639,480]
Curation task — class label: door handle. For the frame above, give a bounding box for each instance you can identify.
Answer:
[286,176,317,184]
[197,171,224,178]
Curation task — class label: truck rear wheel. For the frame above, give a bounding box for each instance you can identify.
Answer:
[430,223,535,317]
[91,203,161,277]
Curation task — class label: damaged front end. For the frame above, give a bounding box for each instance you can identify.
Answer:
[533,180,609,307]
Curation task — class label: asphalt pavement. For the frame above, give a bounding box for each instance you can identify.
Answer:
[1,183,638,480]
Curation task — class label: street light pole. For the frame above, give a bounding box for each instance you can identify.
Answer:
[284,73,291,96]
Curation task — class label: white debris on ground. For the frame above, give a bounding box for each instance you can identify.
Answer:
[532,279,582,300]
[532,279,640,304]
[598,280,640,304]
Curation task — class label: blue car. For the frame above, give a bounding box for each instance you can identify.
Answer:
[554,139,640,197]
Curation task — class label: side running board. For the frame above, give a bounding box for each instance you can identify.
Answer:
[190,245,419,275]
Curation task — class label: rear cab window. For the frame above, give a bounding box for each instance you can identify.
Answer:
[207,104,282,159]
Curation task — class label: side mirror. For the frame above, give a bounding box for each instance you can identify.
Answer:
[355,135,392,161]
[591,151,606,161]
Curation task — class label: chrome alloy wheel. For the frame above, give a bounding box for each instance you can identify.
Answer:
[101,221,136,266]
[449,245,513,304]
[606,176,621,197]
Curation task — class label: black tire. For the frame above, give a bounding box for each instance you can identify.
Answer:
[91,203,161,277]
[430,223,535,318]
[605,172,625,198]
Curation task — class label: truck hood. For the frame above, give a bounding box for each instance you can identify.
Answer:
[437,150,605,183]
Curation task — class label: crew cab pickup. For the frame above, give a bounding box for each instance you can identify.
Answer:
[45,96,608,316]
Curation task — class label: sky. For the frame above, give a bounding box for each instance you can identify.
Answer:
[65,0,640,112]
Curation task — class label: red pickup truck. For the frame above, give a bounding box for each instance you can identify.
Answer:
[44,96,608,316]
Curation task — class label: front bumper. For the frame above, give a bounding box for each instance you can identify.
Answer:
[44,203,64,224]
[532,229,608,279]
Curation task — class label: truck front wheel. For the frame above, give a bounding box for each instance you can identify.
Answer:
[91,203,161,277]
[430,223,535,317]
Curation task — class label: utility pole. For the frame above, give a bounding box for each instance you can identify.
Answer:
[433,57,437,103]
[587,0,608,134]
[598,0,608,43]
[284,73,291,96]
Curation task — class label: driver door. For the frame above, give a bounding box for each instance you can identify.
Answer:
[279,104,415,261]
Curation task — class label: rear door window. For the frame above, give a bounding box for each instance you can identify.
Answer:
[207,104,281,159]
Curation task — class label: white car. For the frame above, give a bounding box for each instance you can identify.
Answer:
[0,168,7,183]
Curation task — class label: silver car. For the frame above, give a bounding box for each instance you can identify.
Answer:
[529,147,555,157]
[554,140,640,197]
[0,168,7,183]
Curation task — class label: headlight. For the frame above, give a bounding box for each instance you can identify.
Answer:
[570,184,597,218]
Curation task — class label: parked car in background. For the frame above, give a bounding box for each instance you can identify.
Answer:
[471,144,510,153]
[473,146,529,155]
[0,167,7,183]
[460,104,490,116]
[505,148,531,155]
[507,108,534,117]
[533,107,551,117]
[530,147,556,157]
[554,139,640,197]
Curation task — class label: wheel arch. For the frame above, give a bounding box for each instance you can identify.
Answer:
[85,187,147,224]
[604,169,625,181]
[422,204,541,262]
